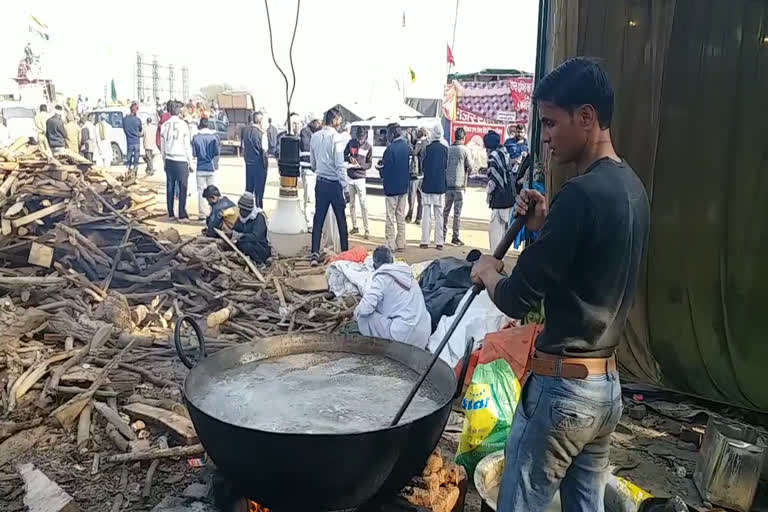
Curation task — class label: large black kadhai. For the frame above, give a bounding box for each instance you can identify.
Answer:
[175,329,459,511]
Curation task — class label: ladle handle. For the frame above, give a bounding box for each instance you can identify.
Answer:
[390,210,531,426]
[174,315,207,369]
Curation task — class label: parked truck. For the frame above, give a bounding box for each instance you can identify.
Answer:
[216,91,255,156]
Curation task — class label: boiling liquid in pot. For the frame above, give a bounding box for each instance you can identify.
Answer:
[189,351,445,434]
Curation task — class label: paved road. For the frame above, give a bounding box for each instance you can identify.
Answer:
[121,155,521,265]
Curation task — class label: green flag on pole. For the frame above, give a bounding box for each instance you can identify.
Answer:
[110,79,118,103]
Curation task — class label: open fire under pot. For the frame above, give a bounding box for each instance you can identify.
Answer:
[173,324,472,512]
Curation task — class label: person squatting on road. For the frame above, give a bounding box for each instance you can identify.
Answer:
[470,57,650,512]
[419,124,448,249]
[354,246,431,348]
[160,101,194,222]
[344,126,372,239]
[201,185,237,237]
[309,108,349,266]
[192,117,221,218]
[232,191,271,264]
[379,123,411,252]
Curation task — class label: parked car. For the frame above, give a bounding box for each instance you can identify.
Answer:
[88,106,158,166]
[0,104,36,141]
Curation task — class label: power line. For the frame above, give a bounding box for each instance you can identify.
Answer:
[264,0,302,132]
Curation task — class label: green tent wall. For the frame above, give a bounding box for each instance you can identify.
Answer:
[545,0,768,410]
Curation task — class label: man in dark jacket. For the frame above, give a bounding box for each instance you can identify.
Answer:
[193,118,221,218]
[406,127,427,224]
[266,118,279,156]
[377,123,411,252]
[123,102,143,172]
[344,126,372,239]
[484,130,518,250]
[241,112,268,207]
[46,105,67,155]
[419,124,448,249]
[300,115,322,223]
[201,185,237,237]
[444,127,473,246]
[232,192,271,264]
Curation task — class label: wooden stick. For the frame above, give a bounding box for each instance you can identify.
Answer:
[101,225,132,292]
[92,401,137,440]
[141,436,168,498]
[53,386,119,398]
[49,336,138,429]
[11,201,68,228]
[77,402,92,453]
[106,424,130,452]
[0,276,66,287]
[103,443,204,463]
[58,224,112,266]
[214,228,265,282]
[77,178,131,225]
[88,357,181,391]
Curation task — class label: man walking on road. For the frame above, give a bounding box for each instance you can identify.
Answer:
[309,108,349,266]
[419,124,448,249]
[142,118,158,175]
[192,118,221,218]
[242,112,268,207]
[470,57,650,512]
[267,117,279,157]
[123,102,143,173]
[444,127,473,246]
[344,126,372,239]
[300,114,322,224]
[379,123,411,252]
[161,101,194,222]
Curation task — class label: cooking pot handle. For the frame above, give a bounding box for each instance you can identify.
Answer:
[174,315,207,369]
[454,336,475,398]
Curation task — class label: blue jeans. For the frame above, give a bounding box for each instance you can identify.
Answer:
[497,370,623,512]
[126,144,140,170]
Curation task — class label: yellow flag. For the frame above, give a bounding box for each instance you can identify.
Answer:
[409,67,416,83]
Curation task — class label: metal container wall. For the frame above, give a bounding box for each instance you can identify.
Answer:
[693,416,765,511]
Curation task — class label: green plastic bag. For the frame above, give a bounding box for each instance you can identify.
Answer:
[455,358,521,475]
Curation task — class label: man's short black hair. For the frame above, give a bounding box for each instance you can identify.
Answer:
[324,108,341,126]
[198,118,209,130]
[533,57,614,129]
[387,123,402,140]
[372,245,393,269]
[454,127,466,141]
[202,185,221,200]
[39,104,48,112]
[356,126,367,138]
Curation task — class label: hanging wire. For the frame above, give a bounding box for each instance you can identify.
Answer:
[264,0,302,133]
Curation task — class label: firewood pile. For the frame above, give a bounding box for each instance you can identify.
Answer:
[0,139,359,510]
[400,448,468,512]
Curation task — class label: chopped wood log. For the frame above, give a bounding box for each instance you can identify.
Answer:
[106,425,130,452]
[215,228,265,282]
[53,386,119,398]
[431,485,460,512]
[9,351,74,411]
[207,306,234,328]
[103,443,204,463]
[76,403,92,453]
[0,275,66,288]
[88,357,181,391]
[141,436,168,498]
[0,425,46,468]
[11,201,68,228]
[90,453,100,475]
[0,418,43,441]
[285,274,329,292]
[122,403,198,445]
[27,242,54,268]
[101,226,132,292]
[0,170,20,195]
[64,336,74,351]
[17,462,79,512]
[92,401,137,441]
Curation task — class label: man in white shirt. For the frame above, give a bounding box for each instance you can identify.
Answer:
[160,101,194,222]
[142,118,158,175]
[309,108,349,266]
[95,114,113,168]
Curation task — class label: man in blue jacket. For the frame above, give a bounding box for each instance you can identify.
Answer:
[123,103,143,173]
[378,123,411,252]
[192,118,221,218]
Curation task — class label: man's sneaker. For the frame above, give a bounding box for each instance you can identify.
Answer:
[414,218,421,225]
[419,244,428,249]
[350,227,359,235]
[452,238,465,247]
[310,253,320,267]
[364,232,370,240]
[436,245,443,251]
[395,248,405,253]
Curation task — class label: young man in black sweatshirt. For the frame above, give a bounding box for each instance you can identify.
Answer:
[472,58,650,512]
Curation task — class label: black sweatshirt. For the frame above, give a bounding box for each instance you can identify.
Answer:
[493,158,650,358]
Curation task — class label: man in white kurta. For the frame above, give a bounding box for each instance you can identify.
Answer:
[354,246,432,349]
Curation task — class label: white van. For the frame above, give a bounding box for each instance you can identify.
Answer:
[88,106,158,166]
[348,117,441,189]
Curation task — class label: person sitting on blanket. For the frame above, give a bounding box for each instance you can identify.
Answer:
[354,246,431,348]
[201,185,237,237]
[232,191,271,264]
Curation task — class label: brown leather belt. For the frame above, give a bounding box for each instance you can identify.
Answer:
[530,351,616,379]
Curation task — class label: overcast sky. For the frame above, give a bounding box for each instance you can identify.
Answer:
[2,0,538,121]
